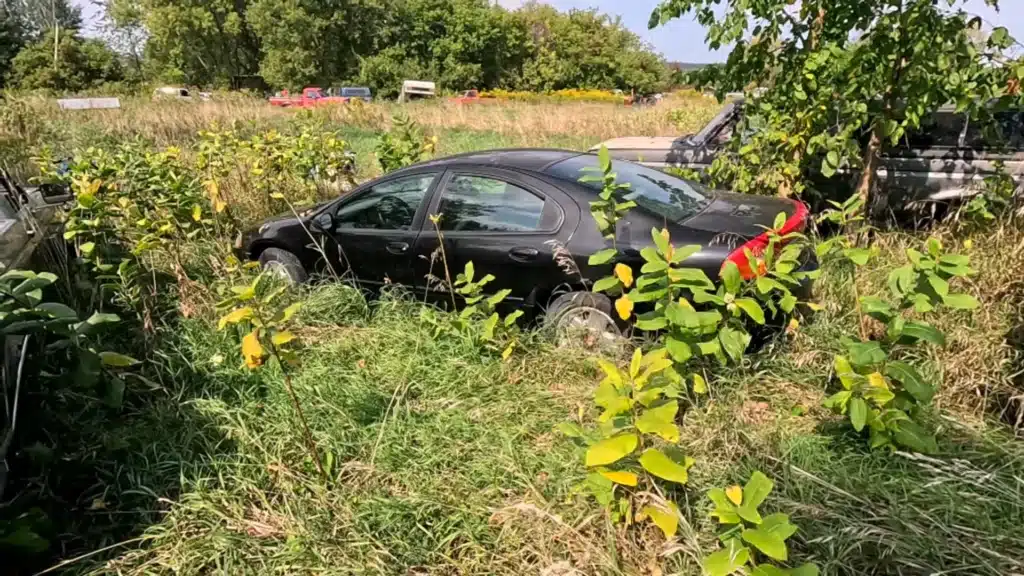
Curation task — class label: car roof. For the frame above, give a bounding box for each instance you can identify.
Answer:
[393,148,584,175]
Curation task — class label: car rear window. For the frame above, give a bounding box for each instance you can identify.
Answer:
[547,155,712,223]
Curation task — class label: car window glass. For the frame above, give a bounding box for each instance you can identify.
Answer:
[335,173,435,230]
[902,111,965,149]
[437,175,547,232]
[710,122,734,146]
[963,110,1024,150]
[547,156,711,223]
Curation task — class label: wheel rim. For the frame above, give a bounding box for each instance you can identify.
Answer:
[552,306,623,352]
[263,260,294,284]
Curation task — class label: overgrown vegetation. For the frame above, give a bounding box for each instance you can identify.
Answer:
[1,9,1023,574]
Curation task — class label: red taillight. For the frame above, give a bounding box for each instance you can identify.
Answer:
[724,200,809,279]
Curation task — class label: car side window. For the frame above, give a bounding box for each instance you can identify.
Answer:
[436,174,553,232]
[962,110,1024,150]
[335,173,435,230]
[901,111,966,150]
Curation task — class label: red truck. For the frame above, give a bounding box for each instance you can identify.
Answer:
[448,89,488,104]
[269,87,347,108]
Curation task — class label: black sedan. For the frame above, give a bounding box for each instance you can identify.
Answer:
[240,149,811,323]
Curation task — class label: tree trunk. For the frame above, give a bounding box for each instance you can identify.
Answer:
[857,122,883,216]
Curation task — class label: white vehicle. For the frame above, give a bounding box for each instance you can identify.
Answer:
[153,86,193,100]
[397,80,436,103]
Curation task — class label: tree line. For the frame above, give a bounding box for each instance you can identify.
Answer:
[0,0,677,96]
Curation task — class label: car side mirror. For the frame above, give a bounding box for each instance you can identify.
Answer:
[312,212,334,232]
[40,183,73,205]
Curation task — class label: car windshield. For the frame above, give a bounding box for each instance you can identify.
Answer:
[547,155,712,223]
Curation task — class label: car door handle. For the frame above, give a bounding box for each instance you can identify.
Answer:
[386,241,409,255]
[508,247,538,262]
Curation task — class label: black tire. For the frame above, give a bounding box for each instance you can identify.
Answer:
[258,248,308,284]
[544,291,613,327]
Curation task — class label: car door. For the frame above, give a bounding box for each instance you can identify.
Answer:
[411,168,580,311]
[325,170,440,289]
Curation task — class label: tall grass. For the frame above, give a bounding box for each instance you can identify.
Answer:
[4,91,1024,576]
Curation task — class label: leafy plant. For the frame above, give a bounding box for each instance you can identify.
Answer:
[217,272,325,478]
[582,146,635,257]
[703,471,818,576]
[958,160,1018,228]
[562,347,694,539]
[375,113,437,174]
[0,270,137,410]
[822,236,978,453]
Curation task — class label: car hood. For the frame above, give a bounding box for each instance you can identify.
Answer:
[682,191,802,239]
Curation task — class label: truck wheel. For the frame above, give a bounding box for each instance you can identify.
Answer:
[544,291,622,351]
[259,248,308,284]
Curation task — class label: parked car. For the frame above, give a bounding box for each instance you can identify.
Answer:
[269,87,347,108]
[327,86,373,102]
[596,100,1024,209]
[239,149,813,325]
[397,80,436,103]
[153,86,193,101]
[449,90,485,104]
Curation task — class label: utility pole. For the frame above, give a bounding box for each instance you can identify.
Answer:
[52,0,59,70]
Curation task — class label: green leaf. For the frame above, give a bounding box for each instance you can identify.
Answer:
[892,420,938,454]
[823,390,852,411]
[900,321,945,346]
[642,501,680,539]
[926,238,942,258]
[487,289,512,307]
[849,397,868,432]
[859,296,893,323]
[37,302,78,319]
[589,248,618,266]
[942,293,979,310]
[666,336,692,363]
[720,261,741,293]
[789,564,820,576]
[741,471,774,511]
[719,326,750,363]
[886,361,934,404]
[844,247,872,266]
[636,402,679,442]
[703,540,750,576]
[733,298,765,324]
[708,488,741,524]
[844,339,886,367]
[635,316,669,331]
[760,512,798,541]
[638,448,693,484]
[927,274,949,297]
[99,351,139,367]
[652,227,671,254]
[555,422,584,437]
[741,526,788,561]
[751,566,788,576]
[585,434,638,467]
[593,276,620,293]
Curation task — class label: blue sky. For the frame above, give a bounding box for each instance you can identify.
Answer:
[75,0,1023,63]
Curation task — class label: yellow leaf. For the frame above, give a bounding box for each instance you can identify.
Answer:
[726,485,743,505]
[599,470,639,486]
[218,306,253,330]
[643,501,680,539]
[692,373,707,394]
[192,204,202,222]
[867,372,888,389]
[629,347,642,380]
[615,294,634,320]
[502,341,516,360]
[614,263,634,288]
[786,318,800,335]
[242,329,265,369]
[963,239,973,251]
[272,330,296,346]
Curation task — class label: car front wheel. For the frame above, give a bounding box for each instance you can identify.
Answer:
[258,248,308,285]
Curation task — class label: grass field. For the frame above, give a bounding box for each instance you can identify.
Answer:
[3,92,1024,575]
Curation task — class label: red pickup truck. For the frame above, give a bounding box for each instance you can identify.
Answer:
[269,87,347,108]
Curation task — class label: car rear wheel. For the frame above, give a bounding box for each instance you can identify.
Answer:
[259,248,308,285]
[544,291,623,352]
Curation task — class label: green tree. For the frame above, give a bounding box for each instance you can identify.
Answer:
[651,0,1023,213]
[8,29,123,92]
[0,5,28,86]
[132,0,261,86]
